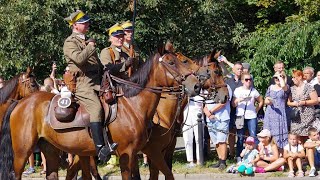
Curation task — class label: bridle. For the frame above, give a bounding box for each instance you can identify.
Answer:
[111,52,196,95]
[18,74,36,98]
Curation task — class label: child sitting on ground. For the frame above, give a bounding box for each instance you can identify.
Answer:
[255,129,286,173]
[283,133,305,178]
[304,127,320,177]
[237,136,260,175]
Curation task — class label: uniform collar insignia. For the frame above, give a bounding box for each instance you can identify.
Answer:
[115,47,121,52]
[75,33,86,40]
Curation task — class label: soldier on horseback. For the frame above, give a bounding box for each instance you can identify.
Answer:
[63,10,118,163]
[100,23,134,79]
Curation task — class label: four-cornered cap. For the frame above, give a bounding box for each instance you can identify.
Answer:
[245,136,255,144]
[121,20,133,30]
[64,10,90,26]
[257,129,271,138]
[107,23,124,36]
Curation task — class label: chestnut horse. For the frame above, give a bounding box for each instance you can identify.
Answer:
[0,50,200,180]
[65,50,210,180]
[144,49,229,180]
[0,67,39,130]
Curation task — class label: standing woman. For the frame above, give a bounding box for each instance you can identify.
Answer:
[233,72,263,161]
[263,71,289,152]
[287,70,318,142]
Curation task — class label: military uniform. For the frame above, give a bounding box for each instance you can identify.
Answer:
[121,42,142,74]
[63,32,102,121]
[63,10,117,163]
[100,45,130,79]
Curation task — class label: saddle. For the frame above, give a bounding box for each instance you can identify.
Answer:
[46,95,90,129]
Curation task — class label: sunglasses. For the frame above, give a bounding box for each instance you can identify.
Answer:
[244,78,252,82]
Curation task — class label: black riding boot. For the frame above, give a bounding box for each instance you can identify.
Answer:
[90,122,118,163]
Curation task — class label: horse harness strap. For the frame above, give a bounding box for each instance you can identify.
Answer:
[110,75,183,95]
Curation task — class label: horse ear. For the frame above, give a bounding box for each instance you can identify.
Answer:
[208,48,221,63]
[26,67,32,77]
[165,40,175,53]
[157,42,166,56]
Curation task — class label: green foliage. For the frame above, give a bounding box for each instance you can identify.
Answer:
[238,21,320,93]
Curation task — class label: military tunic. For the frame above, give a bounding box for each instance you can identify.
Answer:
[63,32,103,122]
[121,42,143,74]
[100,44,130,79]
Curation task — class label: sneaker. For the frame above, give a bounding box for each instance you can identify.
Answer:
[310,167,317,177]
[226,164,235,173]
[218,163,227,170]
[297,171,304,178]
[255,167,266,173]
[211,161,221,168]
[186,162,196,168]
[288,171,295,178]
[277,165,284,171]
[23,167,35,176]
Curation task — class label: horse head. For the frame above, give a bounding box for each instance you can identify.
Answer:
[154,42,201,96]
[202,49,229,103]
[17,67,39,98]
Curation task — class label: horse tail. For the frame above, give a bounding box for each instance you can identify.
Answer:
[0,100,18,180]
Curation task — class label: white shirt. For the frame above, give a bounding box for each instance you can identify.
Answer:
[205,85,232,122]
[284,144,304,153]
[234,86,260,119]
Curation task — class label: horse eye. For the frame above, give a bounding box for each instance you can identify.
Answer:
[168,60,175,65]
[182,60,188,64]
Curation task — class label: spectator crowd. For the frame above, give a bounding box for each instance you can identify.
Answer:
[183,56,320,177]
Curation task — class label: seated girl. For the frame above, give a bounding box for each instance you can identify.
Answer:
[255,129,286,173]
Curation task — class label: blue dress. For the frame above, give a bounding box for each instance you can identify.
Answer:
[263,86,289,149]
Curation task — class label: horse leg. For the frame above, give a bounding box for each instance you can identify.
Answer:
[119,149,136,180]
[78,156,93,180]
[88,156,102,180]
[131,154,141,180]
[148,158,160,180]
[164,136,177,170]
[38,140,60,180]
[143,149,174,180]
[66,155,80,180]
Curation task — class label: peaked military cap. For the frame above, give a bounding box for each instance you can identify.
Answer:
[107,23,124,36]
[64,10,90,26]
[120,20,133,30]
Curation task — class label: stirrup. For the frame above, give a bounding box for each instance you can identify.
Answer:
[98,143,118,163]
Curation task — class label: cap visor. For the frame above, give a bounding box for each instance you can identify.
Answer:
[76,15,90,23]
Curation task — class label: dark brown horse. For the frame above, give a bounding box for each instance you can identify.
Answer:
[0,49,200,180]
[145,49,229,180]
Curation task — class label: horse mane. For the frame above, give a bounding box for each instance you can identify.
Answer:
[121,53,158,97]
[0,75,19,104]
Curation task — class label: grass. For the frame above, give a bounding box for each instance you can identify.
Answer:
[23,149,287,178]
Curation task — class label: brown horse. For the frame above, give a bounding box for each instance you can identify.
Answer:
[145,49,229,180]
[65,50,211,180]
[0,67,39,130]
[0,49,200,180]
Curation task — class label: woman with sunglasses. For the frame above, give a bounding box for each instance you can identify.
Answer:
[287,70,318,143]
[232,72,263,162]
[263,71,289,153]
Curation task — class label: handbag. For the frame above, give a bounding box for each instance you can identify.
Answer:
[287,107,300,120]
[235,88,252,129]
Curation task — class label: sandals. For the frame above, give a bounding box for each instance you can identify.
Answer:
[296,171,304,178]
[288,171,295,178]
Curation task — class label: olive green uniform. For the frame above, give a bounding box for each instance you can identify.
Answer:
[121,42,143,73]
[100,44,130,79]
[63,32,102,122]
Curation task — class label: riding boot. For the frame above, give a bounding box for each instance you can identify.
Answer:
[90,122,118,163]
